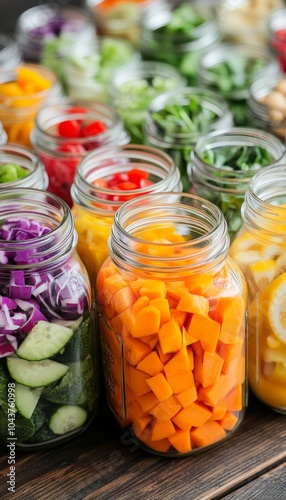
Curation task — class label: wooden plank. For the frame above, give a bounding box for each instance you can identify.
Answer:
[222,462,286,500]
[0,394,285,499]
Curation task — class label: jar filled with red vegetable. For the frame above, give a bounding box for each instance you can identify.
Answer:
[0,144,48,189]
[0,188,98,450]
[31,99,130,207]
[96,192,247,456]
[230,165,286,413]
[0,64,62,149]
[71,143,182,290]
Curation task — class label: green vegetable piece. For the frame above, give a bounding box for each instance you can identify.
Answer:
[49,405,87,435]
[15,383,43,419]
[6,356,70,388]
[0,364,9,413]
[0,163,29,183]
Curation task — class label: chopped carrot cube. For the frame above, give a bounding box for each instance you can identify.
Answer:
[198,374,236,407]
[219,411,238,430]
[132,296,150,315]
[126,366,151,397]
[125,337,152,365]
[137,351,164,376]
[168,429,192,454]
[164,346,190,379]
[209,405,227,421]
[151,419,176,440]
[201,351,224,388]
[166,370,195,394]
[176,386,197,408]
[177,292,209,315]
[172,402,212,430]
[149,297,171,325]
[158,318,182,354]
[170,308,187,329]
[150,395,181,421]
[131,306,161,338]
[146,372,173,402]
[187,313,221,353]
[191,421,226,448]
[137,392,160,413]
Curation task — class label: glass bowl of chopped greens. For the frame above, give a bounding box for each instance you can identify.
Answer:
[197,43,281,126]
[0,144,48,189]
[144,87,233,191]
[108,60,186,143]
[139,0,221,85]
[188,127,286,241]
[65,37,140,103]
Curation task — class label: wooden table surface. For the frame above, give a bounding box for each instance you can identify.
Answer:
[0,393,285,499]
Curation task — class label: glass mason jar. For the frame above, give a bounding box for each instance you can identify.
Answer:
[0,144,48,189]
[139,1,221,85]
[0,33,21,71]
[247,75,286,140]
[71,143,182,290]
[65,37,140,103]
[188,127,286,242]
[108,60,186,144]
[144,87,233,192]
[85,0,159,45]
[15,4,97,89]
[0,64,62,149]
[96,192,247,456]
[0,188,98,450]
[229,165,286,413]
[31,99,130,208]
[197,44,281,127]
[268,8,286,72]
[215,0,284,46]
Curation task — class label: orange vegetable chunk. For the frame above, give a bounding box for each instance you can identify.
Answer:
[164,346,190,379]
[201,351,224,388]
[146,373,173,402]
[218,384,243,411]
[131,305,161,338]
[133,416,151,435]
[137,392,160,413]
[209,405,227,421]
[191,421,226,448]
[177,292,209,315]
[215,296,245,344]
[125,337,152,365]
[127,366,151,397]
[176,386,197,408]
[172,401,211,430]
[139,435,171,453]
[138,279,166,299]
[158,318,182,354]
[166,369,195,394]
[132,296,150,315]
[111,286,136,315]
[170,308,187,328]
[187,313,221,352]
[150,395,182,421]
[168,429,192,453]
[219,411,238,430]
[110,307,133,337]
[149,297,171,325]
[137,351,164,376]
[198,374,236,406]
[151,419,176,440]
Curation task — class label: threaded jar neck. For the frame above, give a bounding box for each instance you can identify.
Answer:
[0,145,48,189]
[110,192,229,276]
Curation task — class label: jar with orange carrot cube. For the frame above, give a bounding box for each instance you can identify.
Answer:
[0,64,61,148]
[71,144,182,291]
[96,192,247,456]
[230,165,286,414]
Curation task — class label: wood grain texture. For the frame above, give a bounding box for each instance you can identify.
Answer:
[0,394,285,500]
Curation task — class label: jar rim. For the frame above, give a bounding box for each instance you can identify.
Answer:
[0,145,48,189]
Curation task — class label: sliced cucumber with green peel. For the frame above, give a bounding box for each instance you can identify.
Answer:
[49,405,87,435]
[16,320,74,361]
[7,356,69,388]
[15,383,43,419]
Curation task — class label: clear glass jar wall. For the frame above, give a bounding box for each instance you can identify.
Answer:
[230,165,286,414]
[188,127,286,241]
[0,189,98,450]
[144,87,233,191]
[0,144,48,189]
[31,99,129,207]
[0,33,21,71]
[97,192,247,456]
[71,143,182,290]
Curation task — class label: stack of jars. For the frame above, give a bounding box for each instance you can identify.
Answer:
[1,0,286,457]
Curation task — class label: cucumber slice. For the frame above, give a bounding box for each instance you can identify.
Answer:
[7,356,69,388]
[49,405,87,435]
[15,383,43,419]
[16,321,74,361]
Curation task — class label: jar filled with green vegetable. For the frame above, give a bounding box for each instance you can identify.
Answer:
[65,37,140,103]
[140,1,221,85]
[97,192,247,456]
[0,34,21,71]
[71,143,182,290]
[0,189,98,450]
[144,87,233,191]
[108,60,186,144]
[0,144,48,189]
[197,44,281,126]
[188,127,285,241]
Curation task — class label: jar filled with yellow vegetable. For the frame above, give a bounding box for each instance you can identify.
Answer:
[230,165,286,413]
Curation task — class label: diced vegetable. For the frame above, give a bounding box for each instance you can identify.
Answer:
[6,356,70,388]
[48,405,88,434]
